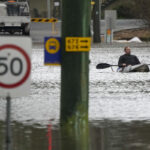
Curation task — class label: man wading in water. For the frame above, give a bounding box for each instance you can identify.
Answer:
[118,46,141,72]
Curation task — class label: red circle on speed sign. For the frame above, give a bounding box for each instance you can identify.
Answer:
[0,44,31,89]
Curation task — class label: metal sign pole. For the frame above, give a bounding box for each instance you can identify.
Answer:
[0,37,31,150]
[47,0,51,18]
[6,95,12,150]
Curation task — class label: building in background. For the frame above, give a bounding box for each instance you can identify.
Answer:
[0,0,61,18]
[29,0,61,18]
[30,0,47,17]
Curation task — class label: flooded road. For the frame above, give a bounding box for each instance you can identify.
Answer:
[0,46,150,150]
[31,19,145,42]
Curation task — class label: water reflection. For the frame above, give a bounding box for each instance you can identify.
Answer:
[90,120,150,150]
[1,120,150,150]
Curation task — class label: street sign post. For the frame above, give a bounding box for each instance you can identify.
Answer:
[0,37,31,98]
[0,36,31,150]
[44,37,61,65]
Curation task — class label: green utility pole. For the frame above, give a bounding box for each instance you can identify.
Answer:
[93,0,101,43]
[60,0,91,149]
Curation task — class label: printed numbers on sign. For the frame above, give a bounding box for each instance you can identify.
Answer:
[66,37,91,52]
[0,44,31,89]
[0,38,31,97]
[0,57,23,76]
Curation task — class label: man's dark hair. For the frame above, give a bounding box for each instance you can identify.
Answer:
[124,46,129,51]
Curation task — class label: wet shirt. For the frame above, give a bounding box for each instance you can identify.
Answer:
[118,54,140,67]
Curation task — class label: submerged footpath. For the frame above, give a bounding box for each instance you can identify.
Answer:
[91,42,150,48]
[114,28,150,41]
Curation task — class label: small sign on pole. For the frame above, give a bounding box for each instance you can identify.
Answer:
[44,37,61,65]
[54,2,60,6]
[66,37,91,52]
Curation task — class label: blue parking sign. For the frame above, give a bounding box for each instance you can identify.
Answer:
[44,37,61,65]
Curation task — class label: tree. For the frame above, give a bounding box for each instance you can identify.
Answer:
[114,4,135,19]
[92,0,101,43]
[133,0,150,28]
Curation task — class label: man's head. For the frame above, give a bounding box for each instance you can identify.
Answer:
[124,46,131,55]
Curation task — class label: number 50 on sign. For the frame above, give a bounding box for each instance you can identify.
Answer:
[0,37,31,98]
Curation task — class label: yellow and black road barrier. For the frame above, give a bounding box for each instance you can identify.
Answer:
[31,18,58,23]
[31,18,58,35]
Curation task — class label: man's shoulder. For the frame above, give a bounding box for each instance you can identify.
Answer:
[130,54,137,58]
[120,54,126,58]
[121,54,137,57]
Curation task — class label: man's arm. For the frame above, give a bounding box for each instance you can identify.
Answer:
[118,56,125,67]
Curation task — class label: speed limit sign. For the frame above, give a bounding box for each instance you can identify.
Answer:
[0,37,31,98]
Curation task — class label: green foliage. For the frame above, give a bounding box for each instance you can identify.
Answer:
[132,0,150,27]
[103,0,136,19]
[114,4,136,19]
